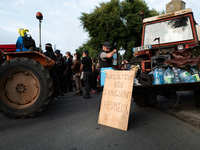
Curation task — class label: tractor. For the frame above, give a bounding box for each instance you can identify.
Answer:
[0,45,56,118]
[0,12,58,118]
[131,8,200,107]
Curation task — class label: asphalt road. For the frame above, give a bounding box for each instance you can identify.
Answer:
[1,90,200,150]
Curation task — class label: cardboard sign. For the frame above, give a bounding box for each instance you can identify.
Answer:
[98,70,135,131]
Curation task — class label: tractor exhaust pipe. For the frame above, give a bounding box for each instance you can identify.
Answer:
[36,12,43,53]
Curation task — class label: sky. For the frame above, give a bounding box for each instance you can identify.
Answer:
[0,0,199,55]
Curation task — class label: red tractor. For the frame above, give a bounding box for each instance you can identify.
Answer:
[131,8,200,107]
[0,12,62,118]
[0,44,56,118]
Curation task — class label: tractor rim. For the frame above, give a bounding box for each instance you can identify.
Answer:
[1,69,41,109]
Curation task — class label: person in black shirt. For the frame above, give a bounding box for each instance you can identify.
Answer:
[64,51,73,92]
[80,50,92,99]
[98,41,117,70]
[54,49,65,95]
[98,41,117,110]
[98,41,117,82]
[43,43,56,60]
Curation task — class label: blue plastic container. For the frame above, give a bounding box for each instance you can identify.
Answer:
[100,67,116,86]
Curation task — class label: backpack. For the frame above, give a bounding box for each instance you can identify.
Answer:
[23,35,36,49]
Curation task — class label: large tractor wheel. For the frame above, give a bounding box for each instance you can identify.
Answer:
[0,57,53,118]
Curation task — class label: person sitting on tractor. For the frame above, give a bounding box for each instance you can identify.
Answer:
[43,43,56,60]
[16,28,36,52]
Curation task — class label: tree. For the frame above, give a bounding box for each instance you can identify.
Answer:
[75,41,98,59]
[80,0,123,51]
[79,0,163,60]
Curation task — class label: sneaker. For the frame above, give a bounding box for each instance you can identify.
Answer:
[90,90,97,94]
[73,93,80,96]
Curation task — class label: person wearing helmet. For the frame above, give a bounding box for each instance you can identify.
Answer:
[16,28,36,52]
[15,28,30,52]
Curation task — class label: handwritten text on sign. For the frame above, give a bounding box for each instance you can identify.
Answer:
[98,70,135,131]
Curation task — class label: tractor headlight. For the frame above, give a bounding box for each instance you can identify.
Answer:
[177,45,184,50]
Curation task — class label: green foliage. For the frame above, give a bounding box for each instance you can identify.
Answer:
[79,0,123,51]
[79,0,162,60]
[75,41,98,59]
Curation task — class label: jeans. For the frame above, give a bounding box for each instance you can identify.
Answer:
[74,74,83,93]
[83,72,92,96]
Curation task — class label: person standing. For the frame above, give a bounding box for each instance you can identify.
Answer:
[71,52,83,96]
[98,41,117,73]
[80,50,92,99]
[90,57,97,94]
[43,43,56,60]
[54,49,65,95]
[62,56,68,93]
[64,52,73,92]
[98,42,117,110]
[95,60,100,87]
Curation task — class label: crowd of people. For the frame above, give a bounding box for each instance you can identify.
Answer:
[43,43,100,99]
[15,29,119,100]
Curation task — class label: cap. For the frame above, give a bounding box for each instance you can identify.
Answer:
[83,50,89,54]
[55,49,60,55]
[103,41,112,49]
